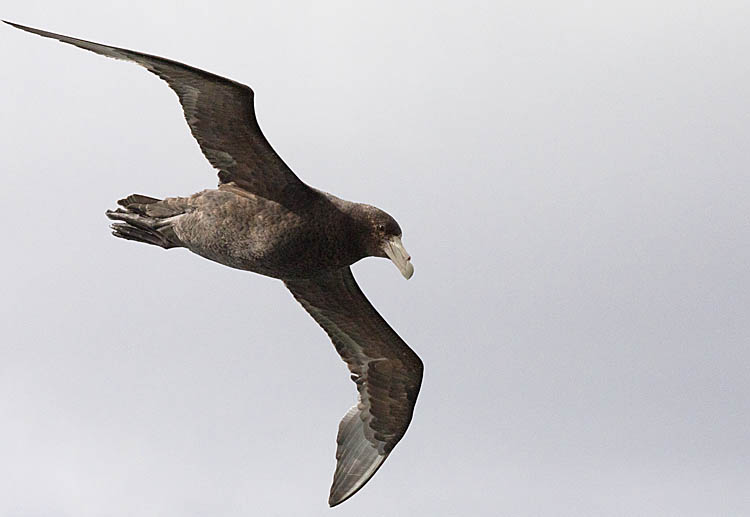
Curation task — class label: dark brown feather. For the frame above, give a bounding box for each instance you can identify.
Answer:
[7,21,423,507]
[285,268,423,506]
[4,21,312,208]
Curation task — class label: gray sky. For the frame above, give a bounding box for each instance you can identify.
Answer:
[1,1,749,515]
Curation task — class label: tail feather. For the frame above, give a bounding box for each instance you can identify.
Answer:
[111,222,171,247]
[117,193,160,207]
[107,194,184,249]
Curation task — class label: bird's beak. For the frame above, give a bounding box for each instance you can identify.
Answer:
[383,236,414,279]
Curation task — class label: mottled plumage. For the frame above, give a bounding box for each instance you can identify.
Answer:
[6,21,423,507]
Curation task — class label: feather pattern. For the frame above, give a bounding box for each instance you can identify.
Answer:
[6,21,424,506]
[285,268,423,506]
[4,21,311,207]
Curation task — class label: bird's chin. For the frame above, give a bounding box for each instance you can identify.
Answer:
[382,236,413,279]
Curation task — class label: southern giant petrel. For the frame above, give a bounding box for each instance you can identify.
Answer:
[5,21,423,507]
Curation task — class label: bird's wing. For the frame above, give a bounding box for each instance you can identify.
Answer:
[5,21,312,207]
[284,267,423,507]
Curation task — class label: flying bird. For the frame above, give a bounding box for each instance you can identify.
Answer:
[5,21,423,507]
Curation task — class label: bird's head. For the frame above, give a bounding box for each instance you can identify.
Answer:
[353,204,413,279]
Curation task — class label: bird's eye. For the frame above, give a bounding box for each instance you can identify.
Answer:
[377,224,386,232]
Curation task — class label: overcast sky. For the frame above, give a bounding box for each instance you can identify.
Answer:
[1,1,749,516]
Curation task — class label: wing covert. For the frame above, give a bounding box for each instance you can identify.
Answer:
[5,21,311,207]
[285,267,423,506]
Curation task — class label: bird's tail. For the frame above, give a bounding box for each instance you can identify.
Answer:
[106,194,185,249]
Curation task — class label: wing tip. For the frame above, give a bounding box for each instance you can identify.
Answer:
[327,452,388,507]
[328,479,367,507]
[3,20,59,41]
[3,20,41,33]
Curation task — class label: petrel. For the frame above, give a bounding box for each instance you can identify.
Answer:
[5,21,423,507]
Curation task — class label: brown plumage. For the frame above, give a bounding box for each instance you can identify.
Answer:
[6,21,423,506]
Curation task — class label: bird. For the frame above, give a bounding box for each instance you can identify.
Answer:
[5,21,423,507]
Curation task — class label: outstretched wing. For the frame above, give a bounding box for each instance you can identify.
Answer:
[285,268,423,507]
[5,21,312,207]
